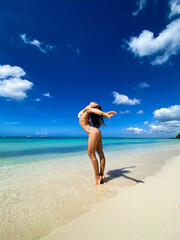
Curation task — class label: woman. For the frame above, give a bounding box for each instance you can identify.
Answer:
[78,102,117,185]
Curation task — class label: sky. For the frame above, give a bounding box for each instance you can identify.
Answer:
[0,0,180,137]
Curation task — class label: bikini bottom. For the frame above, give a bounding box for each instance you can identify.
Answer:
[85,127,98,134]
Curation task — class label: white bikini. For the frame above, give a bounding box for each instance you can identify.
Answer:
[78,111,97,134]
[78,111,84,119]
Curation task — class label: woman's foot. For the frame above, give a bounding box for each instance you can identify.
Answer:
[96,176,103,185]
[101,175,105,183]
[100,173,105,183]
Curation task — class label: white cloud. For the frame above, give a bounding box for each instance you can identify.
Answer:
[120,110,130,114]
[144,121,149,125]
[35,98,41,102]
[36,131,47,136]
[2,122,21,125]
[76,48,80,55]
[126,127,146,134]
[112,91,140,105]
[0,65,33,100]
[137,110,143,114]
[133,0,147,16]
[148,104,180,135]
[66,43,80,55]
[153,105,180,121]
[135,82,150,90]
[43,93,51,98]
[127,16,180,65]
[19,34,55,53]
[169,0,180,18]
[149,120,180,133]
[0,64,25,79]
[0,78,33,100]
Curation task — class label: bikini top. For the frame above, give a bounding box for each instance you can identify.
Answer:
[78,111,82,119]
[78,110,87,121]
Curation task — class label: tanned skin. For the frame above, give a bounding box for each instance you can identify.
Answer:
[79,102,117,185]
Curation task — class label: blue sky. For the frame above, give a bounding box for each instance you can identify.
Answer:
[0,0,180,137]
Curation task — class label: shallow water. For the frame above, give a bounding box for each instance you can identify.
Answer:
[0,137,180,240]
[0,137,179,165]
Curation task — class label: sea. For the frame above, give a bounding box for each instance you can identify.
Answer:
[0,137,180,240]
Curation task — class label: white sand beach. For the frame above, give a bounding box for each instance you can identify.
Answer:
[40,154,180,240]
[1,142,180,240]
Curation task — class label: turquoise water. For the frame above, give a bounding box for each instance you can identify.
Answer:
[0,137,179,166]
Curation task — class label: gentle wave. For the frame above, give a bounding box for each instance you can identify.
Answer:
[0,141,158,159]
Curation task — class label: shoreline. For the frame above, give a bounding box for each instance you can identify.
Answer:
[0,136,179,138]
[40,153,180,240]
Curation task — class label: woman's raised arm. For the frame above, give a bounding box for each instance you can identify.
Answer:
[86,107,117,119]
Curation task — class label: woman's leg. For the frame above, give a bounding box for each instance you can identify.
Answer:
[96,132,106,181]
[88,130,102,184]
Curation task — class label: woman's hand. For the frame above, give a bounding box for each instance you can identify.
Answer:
[105,111,117,119]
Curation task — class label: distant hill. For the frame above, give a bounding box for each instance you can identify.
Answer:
[176,133,180,139]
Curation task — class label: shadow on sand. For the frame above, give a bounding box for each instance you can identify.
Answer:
[105,166,144,184]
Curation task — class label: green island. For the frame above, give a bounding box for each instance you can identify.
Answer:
[176,133,180,139]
